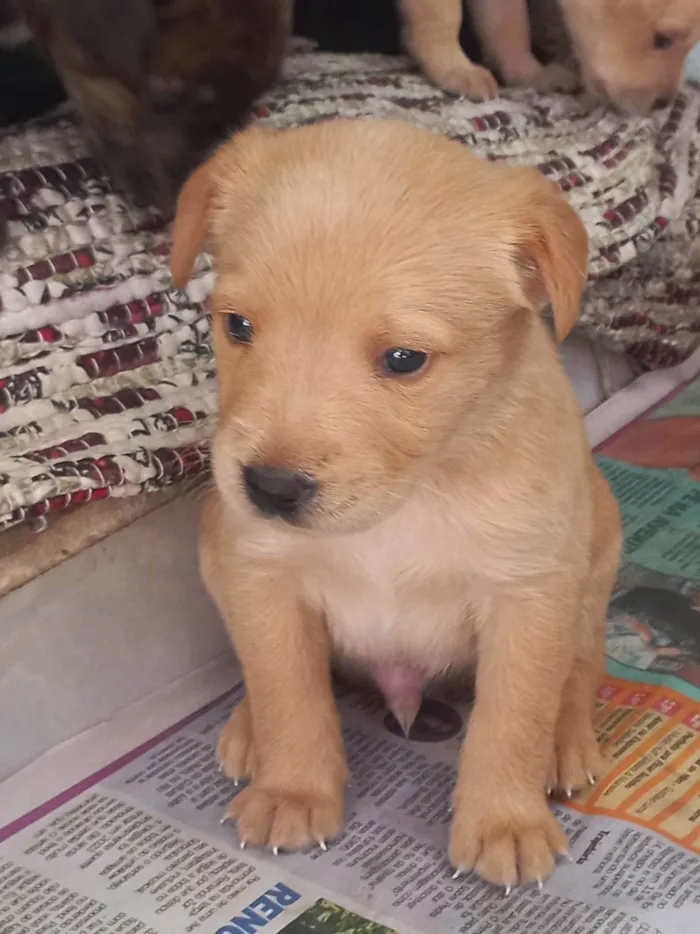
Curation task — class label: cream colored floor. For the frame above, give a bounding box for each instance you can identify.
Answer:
[0,494,230,780]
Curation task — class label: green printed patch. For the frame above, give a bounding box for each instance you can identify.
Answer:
[596,457,700,581]
[280,899,398,934]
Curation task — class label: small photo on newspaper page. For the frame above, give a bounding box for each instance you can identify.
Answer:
[277,898,399,932]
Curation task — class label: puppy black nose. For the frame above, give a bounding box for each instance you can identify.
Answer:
[242,466,318,518]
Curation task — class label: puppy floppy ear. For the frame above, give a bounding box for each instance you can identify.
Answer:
[514,171,589,343]
[170,153,220,289]
[171,127,279,288]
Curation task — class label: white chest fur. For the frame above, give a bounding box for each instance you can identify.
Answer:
[238,475,566,677]
[299,497,489,675]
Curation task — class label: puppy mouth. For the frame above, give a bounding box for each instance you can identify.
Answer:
[241,488,395,536]
[581,74,673,116]
[249,500,308,523]
[248,497,316,526]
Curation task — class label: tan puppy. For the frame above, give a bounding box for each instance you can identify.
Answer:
[557,0,700,112]
[399,0,576,98]
[171,120,621,888]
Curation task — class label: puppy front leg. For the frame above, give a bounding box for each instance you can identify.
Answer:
[217,567,348,851]
[399,0,498,99]
[550,474,621,795]
[468,0,577,92]
[451,576,578,887]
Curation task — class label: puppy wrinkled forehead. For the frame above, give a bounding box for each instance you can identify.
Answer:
[209,126,527,318]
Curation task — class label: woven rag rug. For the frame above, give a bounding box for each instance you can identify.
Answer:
[1,52,700,532]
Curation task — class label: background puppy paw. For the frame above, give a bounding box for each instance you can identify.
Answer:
[224,785,344,852]
[530,62,580,93]
[500,56,579,93]
[449,799,568,887]
[440,62,499,100]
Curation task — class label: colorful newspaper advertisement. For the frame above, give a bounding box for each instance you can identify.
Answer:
[2,376,700,934]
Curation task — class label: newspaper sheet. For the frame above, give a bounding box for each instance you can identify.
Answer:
[2,365,700,934]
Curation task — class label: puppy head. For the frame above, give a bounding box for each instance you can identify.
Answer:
[172,120,587,534]
[558,0,700,113]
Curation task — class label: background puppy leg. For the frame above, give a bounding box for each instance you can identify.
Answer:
[211,569,348,851]
[60,73,165,205]
[21,0,166,205]
[399,0,498,99]
[550,476,621,796]
[468,0,577,91]
[450,576,579,887]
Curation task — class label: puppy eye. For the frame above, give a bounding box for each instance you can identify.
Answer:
[381,348,429,376]
[226,313,253,344]
[653,32,675,49]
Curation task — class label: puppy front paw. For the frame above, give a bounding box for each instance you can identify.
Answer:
[224,784,344,852]
[449,796,568,888]
[217,699,257,782]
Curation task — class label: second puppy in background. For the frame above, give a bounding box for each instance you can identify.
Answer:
[19,0,290,211]
[557,0,700,114]
[400,0,576,98]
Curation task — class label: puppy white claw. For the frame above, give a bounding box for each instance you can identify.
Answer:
[239,839,247,850]
[586,772,597,786]
[318,839,328,852]
[272,846,279,856]
[452,868,463,880]
[536,878,544,893]
[504,885,512,897]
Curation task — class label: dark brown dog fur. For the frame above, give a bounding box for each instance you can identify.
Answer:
[19,0,290,210]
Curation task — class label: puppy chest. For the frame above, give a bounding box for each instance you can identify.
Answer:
[301,537,479,673]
